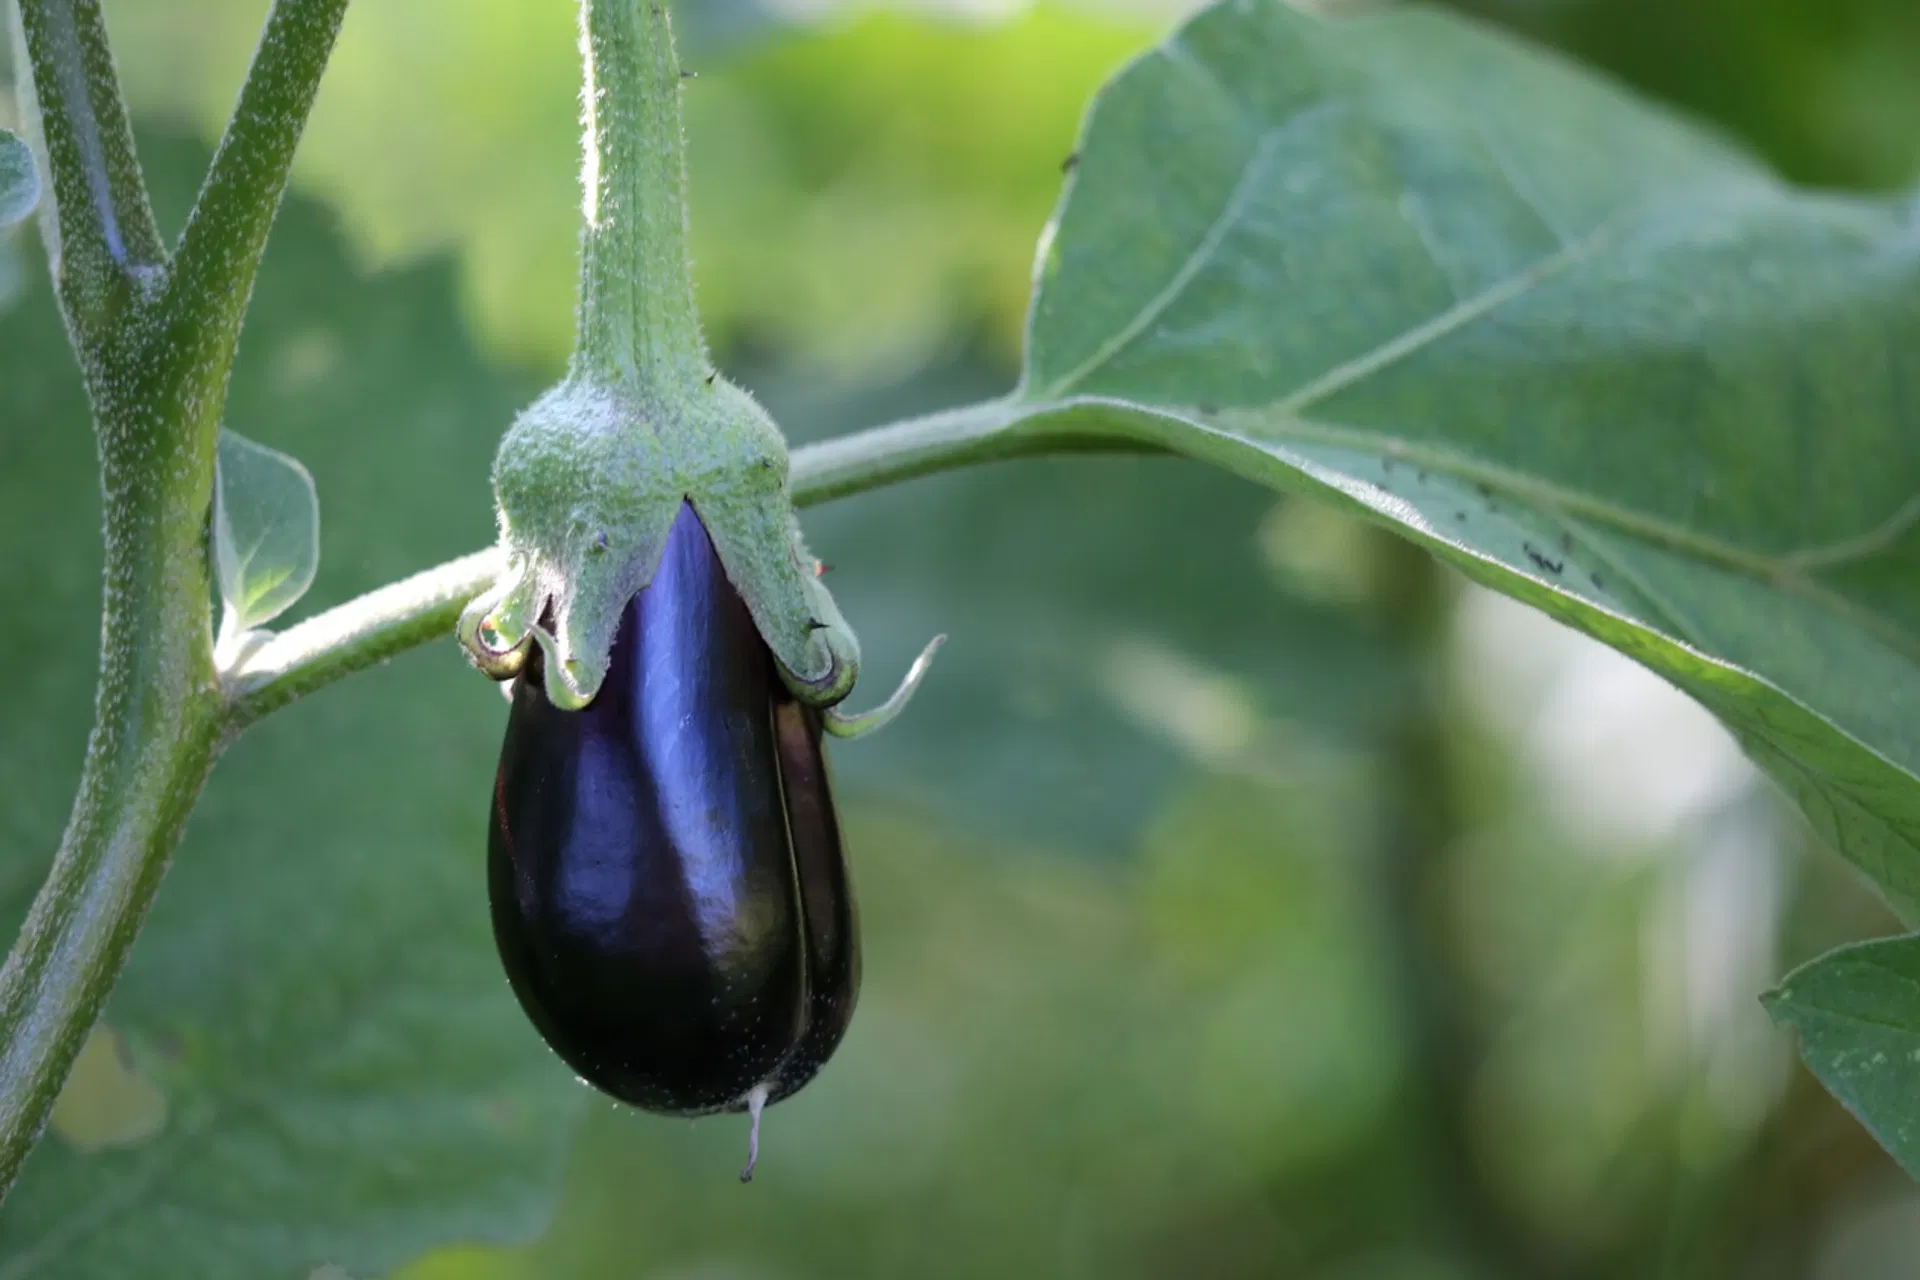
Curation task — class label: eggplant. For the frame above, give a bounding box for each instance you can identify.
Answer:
[488,500,858,1171]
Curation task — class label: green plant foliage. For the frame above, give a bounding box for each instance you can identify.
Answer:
[0,130,35,228]
[958,1,1920,933]
[7,0,1920,1270]
[212,429,320,638]
[1766,935,1920,1178]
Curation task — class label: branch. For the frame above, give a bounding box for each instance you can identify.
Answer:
[220,401,1128,717]
[158,0,349,406]
[11,0,164,349]
[226,549,505,728]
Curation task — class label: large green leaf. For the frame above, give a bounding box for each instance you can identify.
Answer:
[1764,935,1920,1178]
[919,0,1920,924]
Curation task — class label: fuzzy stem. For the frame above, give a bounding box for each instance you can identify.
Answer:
[0,472,224,1200]
[573,0,707,389]
[160,0,350,414]
[10,0,164,351]
[0,0,349,1206]
[225,549,506,729]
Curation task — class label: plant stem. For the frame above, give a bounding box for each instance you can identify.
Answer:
[0,475,224,1198]
[574,0,706,389]
[786,399,1034,503]
[11,0,164,350]
[0,0,349,1205]
[226,549,506,729]
[160,0,350,408]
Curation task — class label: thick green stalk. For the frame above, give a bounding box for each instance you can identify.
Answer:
[573,0,706,388]
[0,0,349,1204]
[0,452,223,1196]
[11,0,163,353]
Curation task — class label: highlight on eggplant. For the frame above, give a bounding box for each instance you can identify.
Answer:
[488,500,858,1181]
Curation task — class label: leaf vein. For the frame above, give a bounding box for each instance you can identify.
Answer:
[1272,213,1625,417]
[1039,116,1305,399]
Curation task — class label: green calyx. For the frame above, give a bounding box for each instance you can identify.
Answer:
[459,370,860,709]
[458,0,933,728]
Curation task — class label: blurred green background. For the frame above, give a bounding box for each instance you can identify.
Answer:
[3,0,1919,1276]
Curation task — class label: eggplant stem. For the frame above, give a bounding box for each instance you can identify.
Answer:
[823,634,946,740]
[740,1082,771,1183]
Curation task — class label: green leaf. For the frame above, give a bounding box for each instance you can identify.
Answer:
[0,134,577,1279]
[0,130,37,229]
[212,428,320,639]
[958,0,1920,921]
[1764,936,1920,1177]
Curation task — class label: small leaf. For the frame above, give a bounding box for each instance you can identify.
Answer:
[213,428,320,636]
[0,130,38,229]
[1764,937,1920,1176]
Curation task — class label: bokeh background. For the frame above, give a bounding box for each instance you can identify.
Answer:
[3,1,1920,1276]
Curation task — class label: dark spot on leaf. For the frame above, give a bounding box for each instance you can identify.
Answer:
[1522,542,1564,575]
[1060,152,1080,174]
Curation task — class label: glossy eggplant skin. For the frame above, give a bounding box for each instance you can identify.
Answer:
[489,500,858,1115]
[767,695,858,1101]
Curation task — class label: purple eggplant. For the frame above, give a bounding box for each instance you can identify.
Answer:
[488,500,858,1129]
